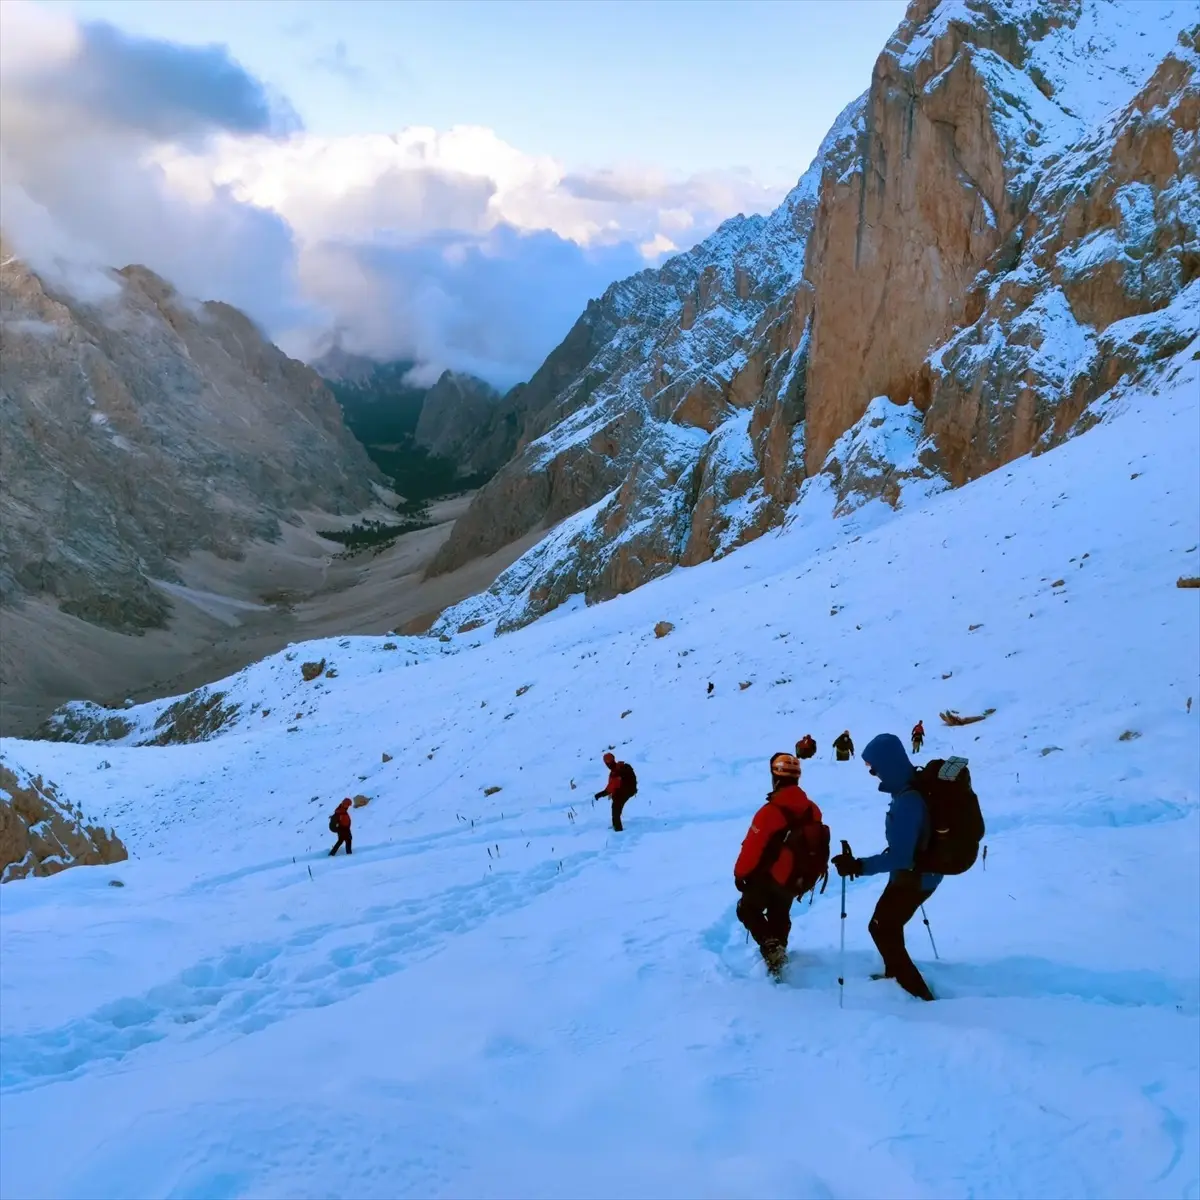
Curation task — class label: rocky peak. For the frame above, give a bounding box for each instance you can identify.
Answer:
[421,0,1196,641]
[414,371,506,474]
[0,252,381,633]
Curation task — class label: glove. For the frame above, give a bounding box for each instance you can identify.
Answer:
[734,875,748,893]
[594,790,606,801]
[832,852,862,879]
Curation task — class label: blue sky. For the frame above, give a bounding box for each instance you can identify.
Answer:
[42,0,905,185]
[9,0,907,384]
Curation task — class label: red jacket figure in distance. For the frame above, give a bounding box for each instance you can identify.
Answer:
[595,752,637,831]
[734,752,829,979]
[330,798,353,856]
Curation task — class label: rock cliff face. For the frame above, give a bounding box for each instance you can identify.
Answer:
[426,95,867,594]
[0,253,381,633]
[316,351,511,482]
[414,371,507,474]
[0,758,127,882]
[429,0,1199,636]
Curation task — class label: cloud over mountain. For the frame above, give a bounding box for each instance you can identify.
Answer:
[0,1,786,384]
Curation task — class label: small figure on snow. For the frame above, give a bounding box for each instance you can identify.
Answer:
[833,730,855,761]
[595,752,638,831]
[733,753,830,980]
[329,798,353,856]
[832,734,940,1001]
[795,734,817,760]
[911,720,925,755]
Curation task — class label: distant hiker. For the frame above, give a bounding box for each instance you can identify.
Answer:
[734,752,830,980]
[329,798,353,856]
[831,734,984,1002]
[795,734,817,760]
[595,752,638,831]
[833,731,855,761]
[911,721,925,755]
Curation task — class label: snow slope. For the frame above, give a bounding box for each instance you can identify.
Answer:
[1,353,1198,1199]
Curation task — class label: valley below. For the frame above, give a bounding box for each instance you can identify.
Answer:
[0,494,542,737]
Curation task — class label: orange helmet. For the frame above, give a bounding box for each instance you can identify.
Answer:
[770,752,802,780]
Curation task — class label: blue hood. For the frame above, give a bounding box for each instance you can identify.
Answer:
[863,733,915,794]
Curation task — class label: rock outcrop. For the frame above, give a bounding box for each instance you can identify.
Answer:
[426,95,867,598]
[0,254,382,633]
[414,371,507,474]
[316,350,511,481]
[0,759,127,882]
[429,0,1199,636]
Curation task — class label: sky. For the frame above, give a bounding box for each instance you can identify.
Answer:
[1,0,906,385]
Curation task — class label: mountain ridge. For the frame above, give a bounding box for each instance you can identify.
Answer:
[417,0,1198,637]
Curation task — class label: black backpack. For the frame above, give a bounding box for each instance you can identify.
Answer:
[764,806,831,899]
[328,813,340,833]
[911,757,985,875]
[618,762,638,795]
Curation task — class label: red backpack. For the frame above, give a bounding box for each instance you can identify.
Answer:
[763,806,830,898]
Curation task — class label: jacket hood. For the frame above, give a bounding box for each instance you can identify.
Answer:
[862,734,915,794]
[337,798,352,810]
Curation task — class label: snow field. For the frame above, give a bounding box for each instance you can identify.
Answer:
[0,361,1197,1198]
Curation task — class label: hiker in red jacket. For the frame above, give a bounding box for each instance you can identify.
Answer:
[330,798,353,856]
[595,752,637,831]
[795,734,817,760]
[911,720,925,755]
[733,752,829,978]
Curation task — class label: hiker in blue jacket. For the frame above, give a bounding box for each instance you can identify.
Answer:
[832,733,939,1001]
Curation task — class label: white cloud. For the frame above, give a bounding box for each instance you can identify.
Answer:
[0,1,790,386]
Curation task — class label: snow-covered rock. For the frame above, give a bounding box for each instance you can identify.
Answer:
[0,757,126,882]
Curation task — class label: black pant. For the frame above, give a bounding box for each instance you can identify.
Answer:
[330,830,352,856]
[869,877,935,1000]
[912,738,924,754]
[611,790,633,831]
[737,880,792,958]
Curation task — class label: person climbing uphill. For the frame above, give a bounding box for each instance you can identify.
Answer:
[833,730,855,761]
[733,752,830,980]
[795,734,817,760]
[831,734,940,1001]
[329,798,353,856]
[911,720,925,755]
[595,752,638,831]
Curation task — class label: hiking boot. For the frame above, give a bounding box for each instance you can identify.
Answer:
[762,940,788,979]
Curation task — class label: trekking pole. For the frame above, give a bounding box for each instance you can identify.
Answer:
[920,904,940,960]
[838,839,850,1009]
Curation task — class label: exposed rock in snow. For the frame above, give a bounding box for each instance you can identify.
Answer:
[818,397,948,517]
[920,25,1200,480]
[0,758,127,882]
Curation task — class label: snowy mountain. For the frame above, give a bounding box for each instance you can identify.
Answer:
[0,251,386,733]
[0,344,1195,1196]
[0,255,381,634]
[426,0,1198,634]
